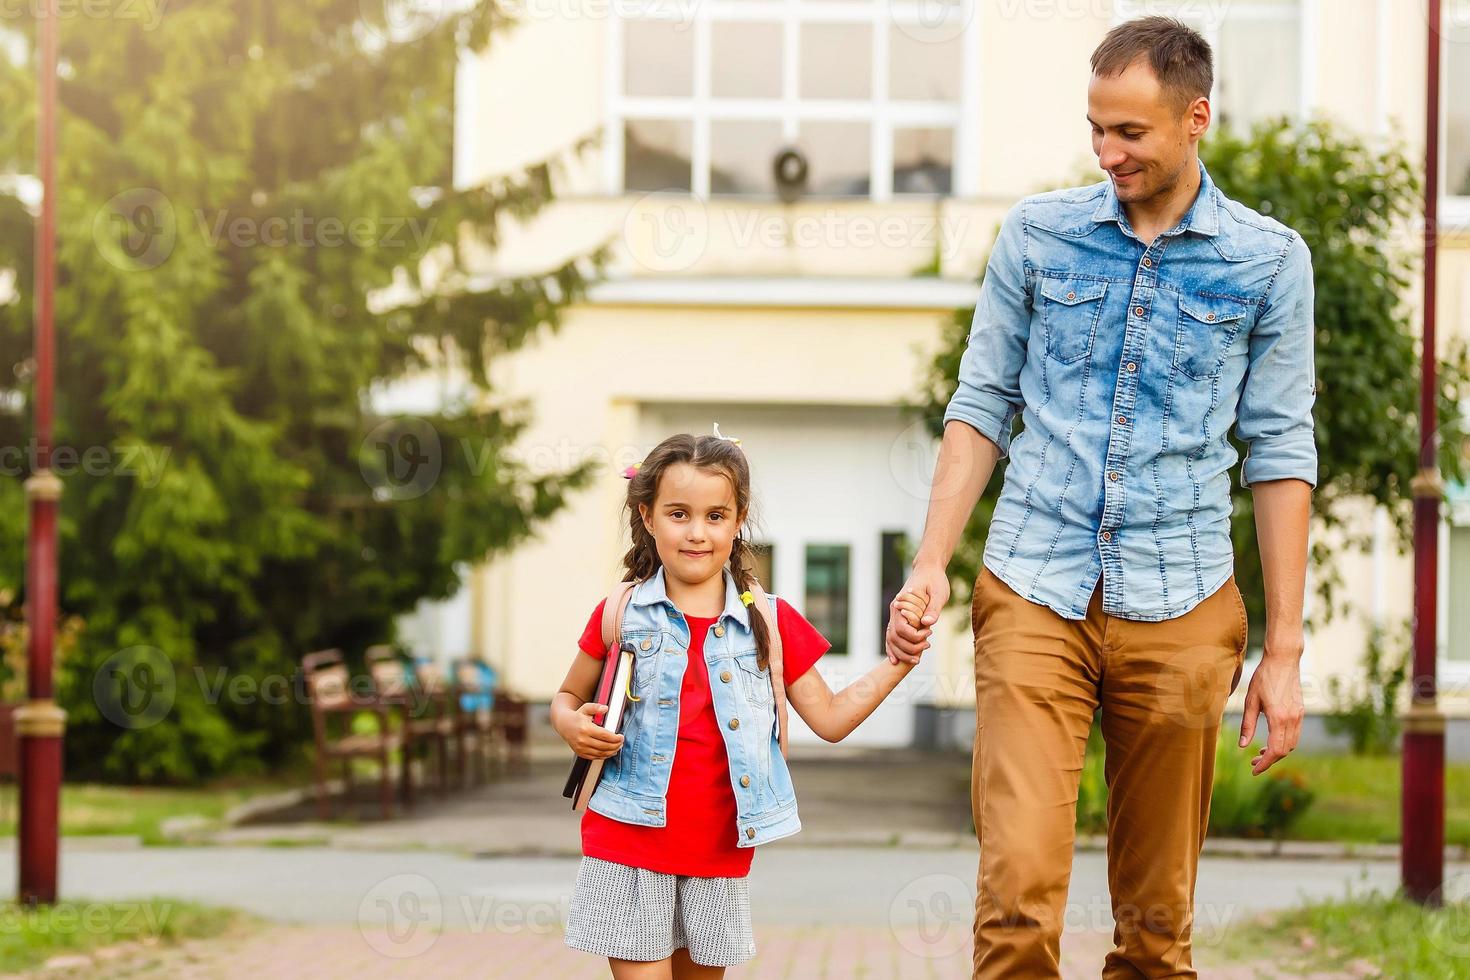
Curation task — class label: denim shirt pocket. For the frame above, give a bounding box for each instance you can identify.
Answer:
[1175,294,1251,381]
[733,649,775,709]
[1038,276,1108,364]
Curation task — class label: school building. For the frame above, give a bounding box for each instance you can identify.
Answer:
[396,0,1470,752]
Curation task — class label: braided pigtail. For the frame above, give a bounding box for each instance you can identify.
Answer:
[729,533,772,670]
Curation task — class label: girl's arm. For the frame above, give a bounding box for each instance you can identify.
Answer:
[786,591,927,743]
[786,657,918,743]
[550,651,625,760]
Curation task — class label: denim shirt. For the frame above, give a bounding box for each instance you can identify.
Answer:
[587,566,802,847]
[944,159,1317,622]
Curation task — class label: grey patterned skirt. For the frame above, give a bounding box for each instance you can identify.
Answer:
[564,856,756,967]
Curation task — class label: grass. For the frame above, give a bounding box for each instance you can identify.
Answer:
[1268,753,1470,847]
[1214,880,1470,978]
[1075,729,1470,847]
[0,774,307,846]
[0,896,257,973]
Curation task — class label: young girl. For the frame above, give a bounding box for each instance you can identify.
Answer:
[552,429,929,979]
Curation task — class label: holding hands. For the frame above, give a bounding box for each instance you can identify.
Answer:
[886,564,949,665]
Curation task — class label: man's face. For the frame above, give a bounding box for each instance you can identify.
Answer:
[1087,56,1209,205]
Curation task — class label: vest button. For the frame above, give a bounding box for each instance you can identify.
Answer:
[720,670,732,683]
[713,625,725,637]
[746,827,756,839]
[729,718,740,730]
[640,638,652,650]
[740,775,751,787]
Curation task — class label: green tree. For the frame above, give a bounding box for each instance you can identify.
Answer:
[0,2,604,781]
[913,118,1470,643]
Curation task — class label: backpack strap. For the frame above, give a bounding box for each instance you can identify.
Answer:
[600,580,637,651]
[743,580,788,760]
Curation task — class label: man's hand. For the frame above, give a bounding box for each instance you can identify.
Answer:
[1237,634,1305,775]
[886,563,950,665]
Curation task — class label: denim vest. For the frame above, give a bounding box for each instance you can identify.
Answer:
[586,566,802,848]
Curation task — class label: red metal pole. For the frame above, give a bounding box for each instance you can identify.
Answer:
[1402,0,1446,907]
[16,0,65,907]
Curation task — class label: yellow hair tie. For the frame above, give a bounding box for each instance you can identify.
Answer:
[740,591,754,606]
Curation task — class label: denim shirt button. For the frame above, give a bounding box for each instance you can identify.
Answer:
[740,775,751,787]
[640,639,651,650]
[746,827,757,839]
[713,625,725,637]
[729,718,740,730]
[1101,531,1112,541]
[1134,306,1145,317]
[1142,257,1152,267]
[719,670,732,683]
[1126,362,1137,372]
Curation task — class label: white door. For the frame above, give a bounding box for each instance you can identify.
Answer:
[640,403,936,747]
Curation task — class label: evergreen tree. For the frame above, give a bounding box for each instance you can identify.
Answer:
[0,1,604,781]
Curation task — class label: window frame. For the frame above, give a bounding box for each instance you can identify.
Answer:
[604,0,980,201]
[802,541,852,657]
[1440,0,1470,227]
[1111,0,1314,132]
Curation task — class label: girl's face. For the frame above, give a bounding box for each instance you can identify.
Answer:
[639,462,743,586]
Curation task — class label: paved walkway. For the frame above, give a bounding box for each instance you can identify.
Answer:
[0,842,1414,978]
[1,746,1440,977]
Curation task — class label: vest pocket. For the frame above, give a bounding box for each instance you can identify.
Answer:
[733,651,774,707]
[623,630,662,700]
[1038,276,1107,364]
[1175,294,1250,381]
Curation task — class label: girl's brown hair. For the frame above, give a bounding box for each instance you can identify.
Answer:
[621,433,773,667]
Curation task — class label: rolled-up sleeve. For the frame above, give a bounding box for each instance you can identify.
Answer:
[1237,234,1319,489]
[942,204,1031,458]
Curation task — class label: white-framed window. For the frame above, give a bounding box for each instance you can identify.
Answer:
[1442,0,1470,224]
[1113,0,1308,133]
[605,0,977,200]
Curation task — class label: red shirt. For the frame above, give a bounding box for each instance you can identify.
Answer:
[576,597,829,877]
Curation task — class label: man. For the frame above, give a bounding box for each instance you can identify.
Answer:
[885,17,1315,979]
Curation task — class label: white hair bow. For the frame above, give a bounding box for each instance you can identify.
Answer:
[712,422,741,446]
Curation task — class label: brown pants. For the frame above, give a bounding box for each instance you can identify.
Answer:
[969,564,1248,979]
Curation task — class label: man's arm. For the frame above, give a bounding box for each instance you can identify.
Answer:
[887,205,1030,664]
[1252,479,1312,658]
[1235,233,1317,773]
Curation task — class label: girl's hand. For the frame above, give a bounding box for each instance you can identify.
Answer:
[560,701,625,760]
[894,590,928,641]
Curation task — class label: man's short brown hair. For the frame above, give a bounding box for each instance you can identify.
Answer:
[1090,16,1213,116]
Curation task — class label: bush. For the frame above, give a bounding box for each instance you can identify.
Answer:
[1323,617,1412,755]
[1075,721,1315,839]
